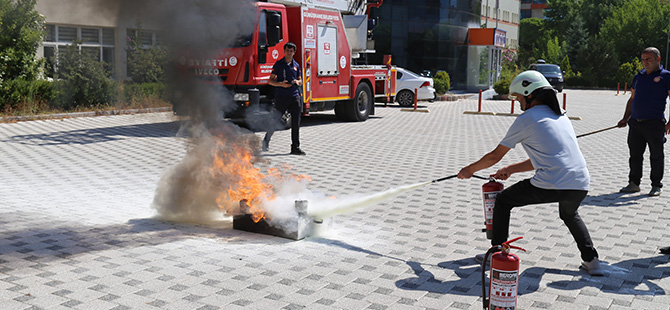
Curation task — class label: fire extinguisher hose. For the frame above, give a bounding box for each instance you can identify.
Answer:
[431,174,488,183]
[575,125,618,138]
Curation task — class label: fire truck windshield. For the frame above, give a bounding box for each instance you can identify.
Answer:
[231,34,252,48]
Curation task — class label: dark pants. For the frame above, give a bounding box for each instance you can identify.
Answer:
[264,95,301,148]
[492,179,598,262]
[627,119,665,188]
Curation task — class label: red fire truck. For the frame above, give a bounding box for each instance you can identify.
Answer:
[177,0,395,123]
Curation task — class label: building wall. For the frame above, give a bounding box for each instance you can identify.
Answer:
[480,0,520,49]
[520,0,547,19]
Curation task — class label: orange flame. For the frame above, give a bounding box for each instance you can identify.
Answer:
[209,136,309,223]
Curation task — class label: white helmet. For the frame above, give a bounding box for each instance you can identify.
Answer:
[509,70,551,97]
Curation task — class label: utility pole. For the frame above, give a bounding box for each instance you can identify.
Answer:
[495,0,499,29]
[485,0,489,28]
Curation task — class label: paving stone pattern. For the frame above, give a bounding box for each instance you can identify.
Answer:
[1,90,669,309]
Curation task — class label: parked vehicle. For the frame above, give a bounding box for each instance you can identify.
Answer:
[174,0,396,122]
[529,60,564,92]
[395,67,436,107]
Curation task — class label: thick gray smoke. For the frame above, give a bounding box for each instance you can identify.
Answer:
[152,122,262,222]
[127,0,262,222]
[121,0,256,124]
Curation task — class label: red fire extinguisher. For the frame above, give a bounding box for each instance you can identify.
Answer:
[482,177,504,239]
[482,237,526,310]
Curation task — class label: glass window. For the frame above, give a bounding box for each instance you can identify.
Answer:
[81,28,99,43]
[44,46,56,78]
[258,11,267,46]
[82,46,100,60]
[140,31,153,46]
[58,26,76,42]
[102,28,114,45]
[103,47,114,64]
[45,25,56,42]
[42,25,116,78]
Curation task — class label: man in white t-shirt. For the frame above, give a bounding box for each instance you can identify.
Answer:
[457,71,603,276]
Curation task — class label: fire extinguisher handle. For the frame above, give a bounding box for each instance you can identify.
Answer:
[508,245,527,252]
[502,236,526,252]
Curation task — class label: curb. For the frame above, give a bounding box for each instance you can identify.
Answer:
[0,107,173,123]
[437,94,474,101]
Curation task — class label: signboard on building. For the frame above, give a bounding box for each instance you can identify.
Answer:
[467,28,507,47]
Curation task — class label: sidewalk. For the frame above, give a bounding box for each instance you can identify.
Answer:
[1,89,669,309]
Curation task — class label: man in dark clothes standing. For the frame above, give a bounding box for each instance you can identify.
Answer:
[617,47,670,196]
[263,42,305,155]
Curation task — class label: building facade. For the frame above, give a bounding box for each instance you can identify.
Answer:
[520,0,547,19]
[35,0,519,90]
[35,0,162,81]
[369,0,519,90]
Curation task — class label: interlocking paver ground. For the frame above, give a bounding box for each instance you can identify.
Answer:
[1,90,670,309]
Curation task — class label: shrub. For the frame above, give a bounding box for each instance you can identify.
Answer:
[433,71,450,95]
[493,76,512,95]
[123,82,166,102]
[0,78,55,113]
[53,41,116,110]
[494,64,521,95]
[127,46,168,84]
[615,58,642,86]
[565,72,592,88]
[126,29,168,84]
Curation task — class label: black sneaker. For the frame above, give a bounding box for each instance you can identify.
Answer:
[660,246,670,254]
[291,147,306,155]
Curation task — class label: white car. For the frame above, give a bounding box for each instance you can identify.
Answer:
[395,67,437,107]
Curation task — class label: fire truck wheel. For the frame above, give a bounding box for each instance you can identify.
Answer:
[347,83,372,121]
[396,90,414,107]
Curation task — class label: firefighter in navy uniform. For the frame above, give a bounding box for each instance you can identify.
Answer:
[457,71,603,276]
[617,47,670,197]
[263,42,305,155]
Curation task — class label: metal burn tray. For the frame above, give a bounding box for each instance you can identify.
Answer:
[233,200,316,240]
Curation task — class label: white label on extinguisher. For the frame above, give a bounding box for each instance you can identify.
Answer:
[483,191,502,225]
[490,268,518,309]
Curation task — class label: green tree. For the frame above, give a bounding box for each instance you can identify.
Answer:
[518,18,550,67]
[545,0,582,42]
[0,0,44,81]
[560,55,574,77]
[600,0,670,65]
[575,35,618,87]
[580,0,627,37]
[542,37,564,64]
[563,15,588,71]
